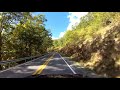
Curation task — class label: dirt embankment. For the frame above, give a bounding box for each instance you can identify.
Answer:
[60,22,120,77]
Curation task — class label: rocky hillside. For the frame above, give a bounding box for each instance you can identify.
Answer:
[53,12,120,77]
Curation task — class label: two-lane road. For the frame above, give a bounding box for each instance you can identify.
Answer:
[0,52,76,78]
[40,53,76,75]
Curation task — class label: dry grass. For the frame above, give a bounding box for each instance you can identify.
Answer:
[77,52,101,70]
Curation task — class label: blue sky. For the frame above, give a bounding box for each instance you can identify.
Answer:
[33,12,88,39]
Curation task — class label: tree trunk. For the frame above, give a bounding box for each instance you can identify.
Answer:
[28,44,32,56]
[0,32,2,61]
[0,18,2,61]
[0,13,3,61]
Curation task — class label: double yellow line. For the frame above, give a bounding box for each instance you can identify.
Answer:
[32,54,55,75]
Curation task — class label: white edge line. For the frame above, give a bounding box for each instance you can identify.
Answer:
[58,53,77,74]
[0,53,50,73]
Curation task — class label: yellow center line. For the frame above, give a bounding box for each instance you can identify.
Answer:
[32,53,55,75]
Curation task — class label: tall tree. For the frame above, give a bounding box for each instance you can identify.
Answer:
[8,14,52,58]
[0,12,31,61]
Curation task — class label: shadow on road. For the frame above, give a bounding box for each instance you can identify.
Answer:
[0,55,52,78]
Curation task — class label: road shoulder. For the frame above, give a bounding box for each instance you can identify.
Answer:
[60,55,106,78]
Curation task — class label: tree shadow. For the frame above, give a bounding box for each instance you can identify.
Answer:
[0,54,51,78]
[36,56,104,78]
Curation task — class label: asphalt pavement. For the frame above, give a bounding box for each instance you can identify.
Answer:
[0,52,76,78]
[0,52,104,78]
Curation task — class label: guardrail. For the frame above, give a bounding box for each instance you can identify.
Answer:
[0,54,46,70]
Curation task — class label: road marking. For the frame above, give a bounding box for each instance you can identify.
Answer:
[32,54,54,75]
[58,53,77,74]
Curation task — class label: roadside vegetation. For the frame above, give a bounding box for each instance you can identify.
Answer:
[52,12,120,77]
[0,12,52,61]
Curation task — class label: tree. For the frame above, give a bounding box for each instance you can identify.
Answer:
[0,12,32,61]
[5,13,52,58]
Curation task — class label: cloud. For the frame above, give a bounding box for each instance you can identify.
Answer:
[59,31,65,38]
[52,31,65,40]
[52,12,88,40]
[52,36,59,40]
[67,12,88,30]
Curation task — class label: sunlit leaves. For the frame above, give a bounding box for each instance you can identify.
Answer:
[1,12,52,60]
[53,12,120,52]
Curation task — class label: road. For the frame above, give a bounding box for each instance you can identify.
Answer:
[0,52,103,78]
[0,52,77,78]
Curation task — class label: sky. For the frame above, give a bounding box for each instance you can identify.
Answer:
[33,12,88,40]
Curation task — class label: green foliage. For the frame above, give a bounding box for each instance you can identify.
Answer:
[1,12,52,60]
[53,12,120,49]
[52,12,120,77]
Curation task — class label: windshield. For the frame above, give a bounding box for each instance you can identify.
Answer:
[1,12,120,78]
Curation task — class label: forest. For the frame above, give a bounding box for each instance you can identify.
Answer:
[53,12,120,77]
[0,12,52,61]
